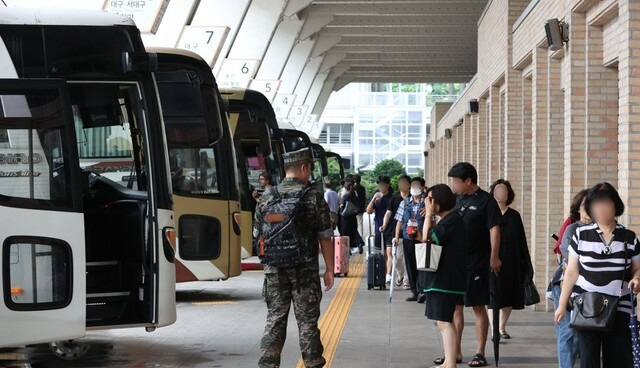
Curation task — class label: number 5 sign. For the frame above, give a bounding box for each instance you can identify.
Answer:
[249,80,281,102]
[217,59,259,88]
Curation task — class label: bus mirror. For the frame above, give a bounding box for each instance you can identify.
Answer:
[122,52,158,73]
[259,120,272,157]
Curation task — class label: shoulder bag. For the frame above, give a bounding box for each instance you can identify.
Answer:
[570,241,627,332]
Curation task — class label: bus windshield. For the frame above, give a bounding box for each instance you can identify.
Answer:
[156,69,222,197]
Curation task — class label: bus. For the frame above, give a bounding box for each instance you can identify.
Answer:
[221,88,313,258]
[153,48,241,282]
[0,9,221,350]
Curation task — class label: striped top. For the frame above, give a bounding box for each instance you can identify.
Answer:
[569,222,640,314]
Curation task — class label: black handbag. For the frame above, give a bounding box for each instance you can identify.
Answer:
[569,241,627,332]
[524,279,540,306]
[341,201,358,217]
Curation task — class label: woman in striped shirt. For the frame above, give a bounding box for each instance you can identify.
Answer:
[554,182,640,368]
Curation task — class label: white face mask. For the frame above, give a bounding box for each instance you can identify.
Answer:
[410,188,422,197]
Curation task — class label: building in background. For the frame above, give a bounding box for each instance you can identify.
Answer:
[318,83,461,175]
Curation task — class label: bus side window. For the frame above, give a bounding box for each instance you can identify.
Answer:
[3,238,72,311]
[0,90,73,207]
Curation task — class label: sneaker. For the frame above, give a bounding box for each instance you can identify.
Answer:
[406,295,418,302]
[385,274,392,284]
[402,284,411,290]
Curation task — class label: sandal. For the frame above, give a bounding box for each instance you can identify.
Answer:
[500,331,511,339]
[468,354,488,367]
[433,357,463,365]
[395,277,403,287]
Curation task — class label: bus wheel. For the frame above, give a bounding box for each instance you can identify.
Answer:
[49,340,90,360]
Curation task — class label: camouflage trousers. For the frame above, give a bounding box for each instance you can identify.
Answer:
[259,266,325,368]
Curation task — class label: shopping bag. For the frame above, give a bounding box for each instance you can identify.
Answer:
[415,242,441,272]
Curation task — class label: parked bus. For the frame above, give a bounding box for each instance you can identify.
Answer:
[221,88,312,258]
[0,9,223,350]
[153,48,241,282]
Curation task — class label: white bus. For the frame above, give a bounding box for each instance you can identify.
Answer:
[0,9,222,351]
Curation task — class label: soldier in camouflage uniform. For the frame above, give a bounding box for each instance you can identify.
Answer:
[254,148,335,368]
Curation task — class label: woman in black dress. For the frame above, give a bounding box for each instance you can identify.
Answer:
[340,180,364,253]
[488,179,533,339]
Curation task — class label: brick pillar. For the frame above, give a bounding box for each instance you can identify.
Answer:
[456,124,462,163]
[548,55,565,311]
[563,11,587,211]
[482,98,491,187]
[488,86,501,181]
[530,46,549,311]
[498,90,507,179]
[504,71,523,203]
[617,0,640,228]
[521,75,533,239]
[585,24,618,185]
[477,98,489,189]
[464,114,473,166]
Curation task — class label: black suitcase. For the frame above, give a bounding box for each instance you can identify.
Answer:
[367,234,386,290]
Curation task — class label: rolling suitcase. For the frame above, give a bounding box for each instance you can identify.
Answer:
[333,236,350,277]
[367,233,386,290]
[366,214,376,258]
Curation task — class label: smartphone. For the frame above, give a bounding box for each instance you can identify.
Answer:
[551,234,559,241]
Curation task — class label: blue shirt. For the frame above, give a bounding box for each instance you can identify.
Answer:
[373,192,393,237]
[401,197,426,239]
[324,189,340,214]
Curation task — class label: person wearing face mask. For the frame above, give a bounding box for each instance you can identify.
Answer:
[393,177,427,302]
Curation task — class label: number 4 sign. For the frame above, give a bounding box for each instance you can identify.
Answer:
[249,80,281,102]
[273,94,296,119]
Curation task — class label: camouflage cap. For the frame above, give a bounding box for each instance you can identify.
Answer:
[282,147,313,165]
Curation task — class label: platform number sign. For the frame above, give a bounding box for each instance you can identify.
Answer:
[177,26,229,67]
[289,105,309,127]
[249,80,281,102]
[217,59,259,88]
[104,0,169,33]
[273,94,297,119]
[301,114,318,133]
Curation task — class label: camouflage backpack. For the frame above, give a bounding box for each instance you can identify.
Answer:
[258,185,313,268]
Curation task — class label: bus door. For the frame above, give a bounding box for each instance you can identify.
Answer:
[310,143,329,190]
[326,152,345,180]
[155,51,241,281]
[0,79,85,346]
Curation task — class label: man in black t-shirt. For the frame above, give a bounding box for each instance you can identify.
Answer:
[448,162,501,368]
[381,175,411,287]
[354,174,366,238]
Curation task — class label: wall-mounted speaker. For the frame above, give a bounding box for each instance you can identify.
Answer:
[469,99,479,114]
[545,18,569,51]
[429,141,435,149]
[445,128,453,139]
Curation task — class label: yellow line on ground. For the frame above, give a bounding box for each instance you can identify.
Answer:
[192,301,237,306]
[295,254,365,368]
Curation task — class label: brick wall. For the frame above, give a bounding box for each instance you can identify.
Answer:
[425,0,638,311]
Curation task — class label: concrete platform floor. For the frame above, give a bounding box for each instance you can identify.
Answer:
[0,255,559,368]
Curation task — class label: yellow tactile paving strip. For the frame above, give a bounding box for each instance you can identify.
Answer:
[295,254,365,368]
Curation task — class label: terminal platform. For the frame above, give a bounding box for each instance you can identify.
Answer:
[1,255,558,368]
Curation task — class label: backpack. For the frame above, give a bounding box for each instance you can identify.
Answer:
[258,185,313,268]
